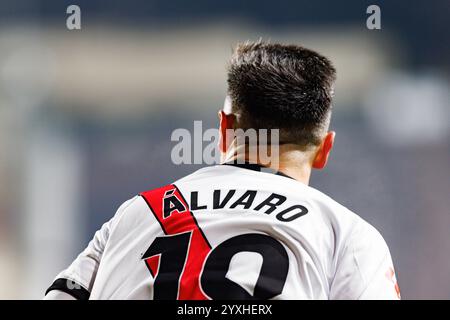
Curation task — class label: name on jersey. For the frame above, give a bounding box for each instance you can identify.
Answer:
[163,188,308,222]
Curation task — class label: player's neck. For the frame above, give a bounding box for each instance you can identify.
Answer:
[221,143,313,185]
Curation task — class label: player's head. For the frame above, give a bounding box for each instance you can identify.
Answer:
[219,40,336,169]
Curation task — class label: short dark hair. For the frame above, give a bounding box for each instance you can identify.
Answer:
[227,41,336,146]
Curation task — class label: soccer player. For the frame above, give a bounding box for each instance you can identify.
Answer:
[44,41,400,300]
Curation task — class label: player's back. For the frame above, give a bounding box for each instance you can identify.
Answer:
[47,163,399,300]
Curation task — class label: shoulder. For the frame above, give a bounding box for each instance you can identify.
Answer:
[325,194,390,266]
[347,218,391,265]
[301,184,365,232]
[350,218,388,248]
[108,195,150,231]
[302,186,390,264]
[116,195,141,214]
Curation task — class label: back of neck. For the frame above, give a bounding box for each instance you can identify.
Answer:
[221,143,313,185]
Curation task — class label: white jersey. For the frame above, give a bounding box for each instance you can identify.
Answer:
[45,163,400,300]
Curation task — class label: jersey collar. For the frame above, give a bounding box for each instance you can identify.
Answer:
[222,161,294,180]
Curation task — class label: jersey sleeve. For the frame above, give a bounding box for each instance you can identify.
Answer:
[44,196,138,300]
[43,290,77,300]
[329,220,401,300]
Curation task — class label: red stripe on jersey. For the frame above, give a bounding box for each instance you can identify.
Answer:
[140,184,211,300]
[145,255,160,278]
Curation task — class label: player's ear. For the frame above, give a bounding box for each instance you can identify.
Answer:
[218,110,236,153]
[312,131,335,169]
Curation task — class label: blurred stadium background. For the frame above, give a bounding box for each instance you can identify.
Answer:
[0,0,449,299]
